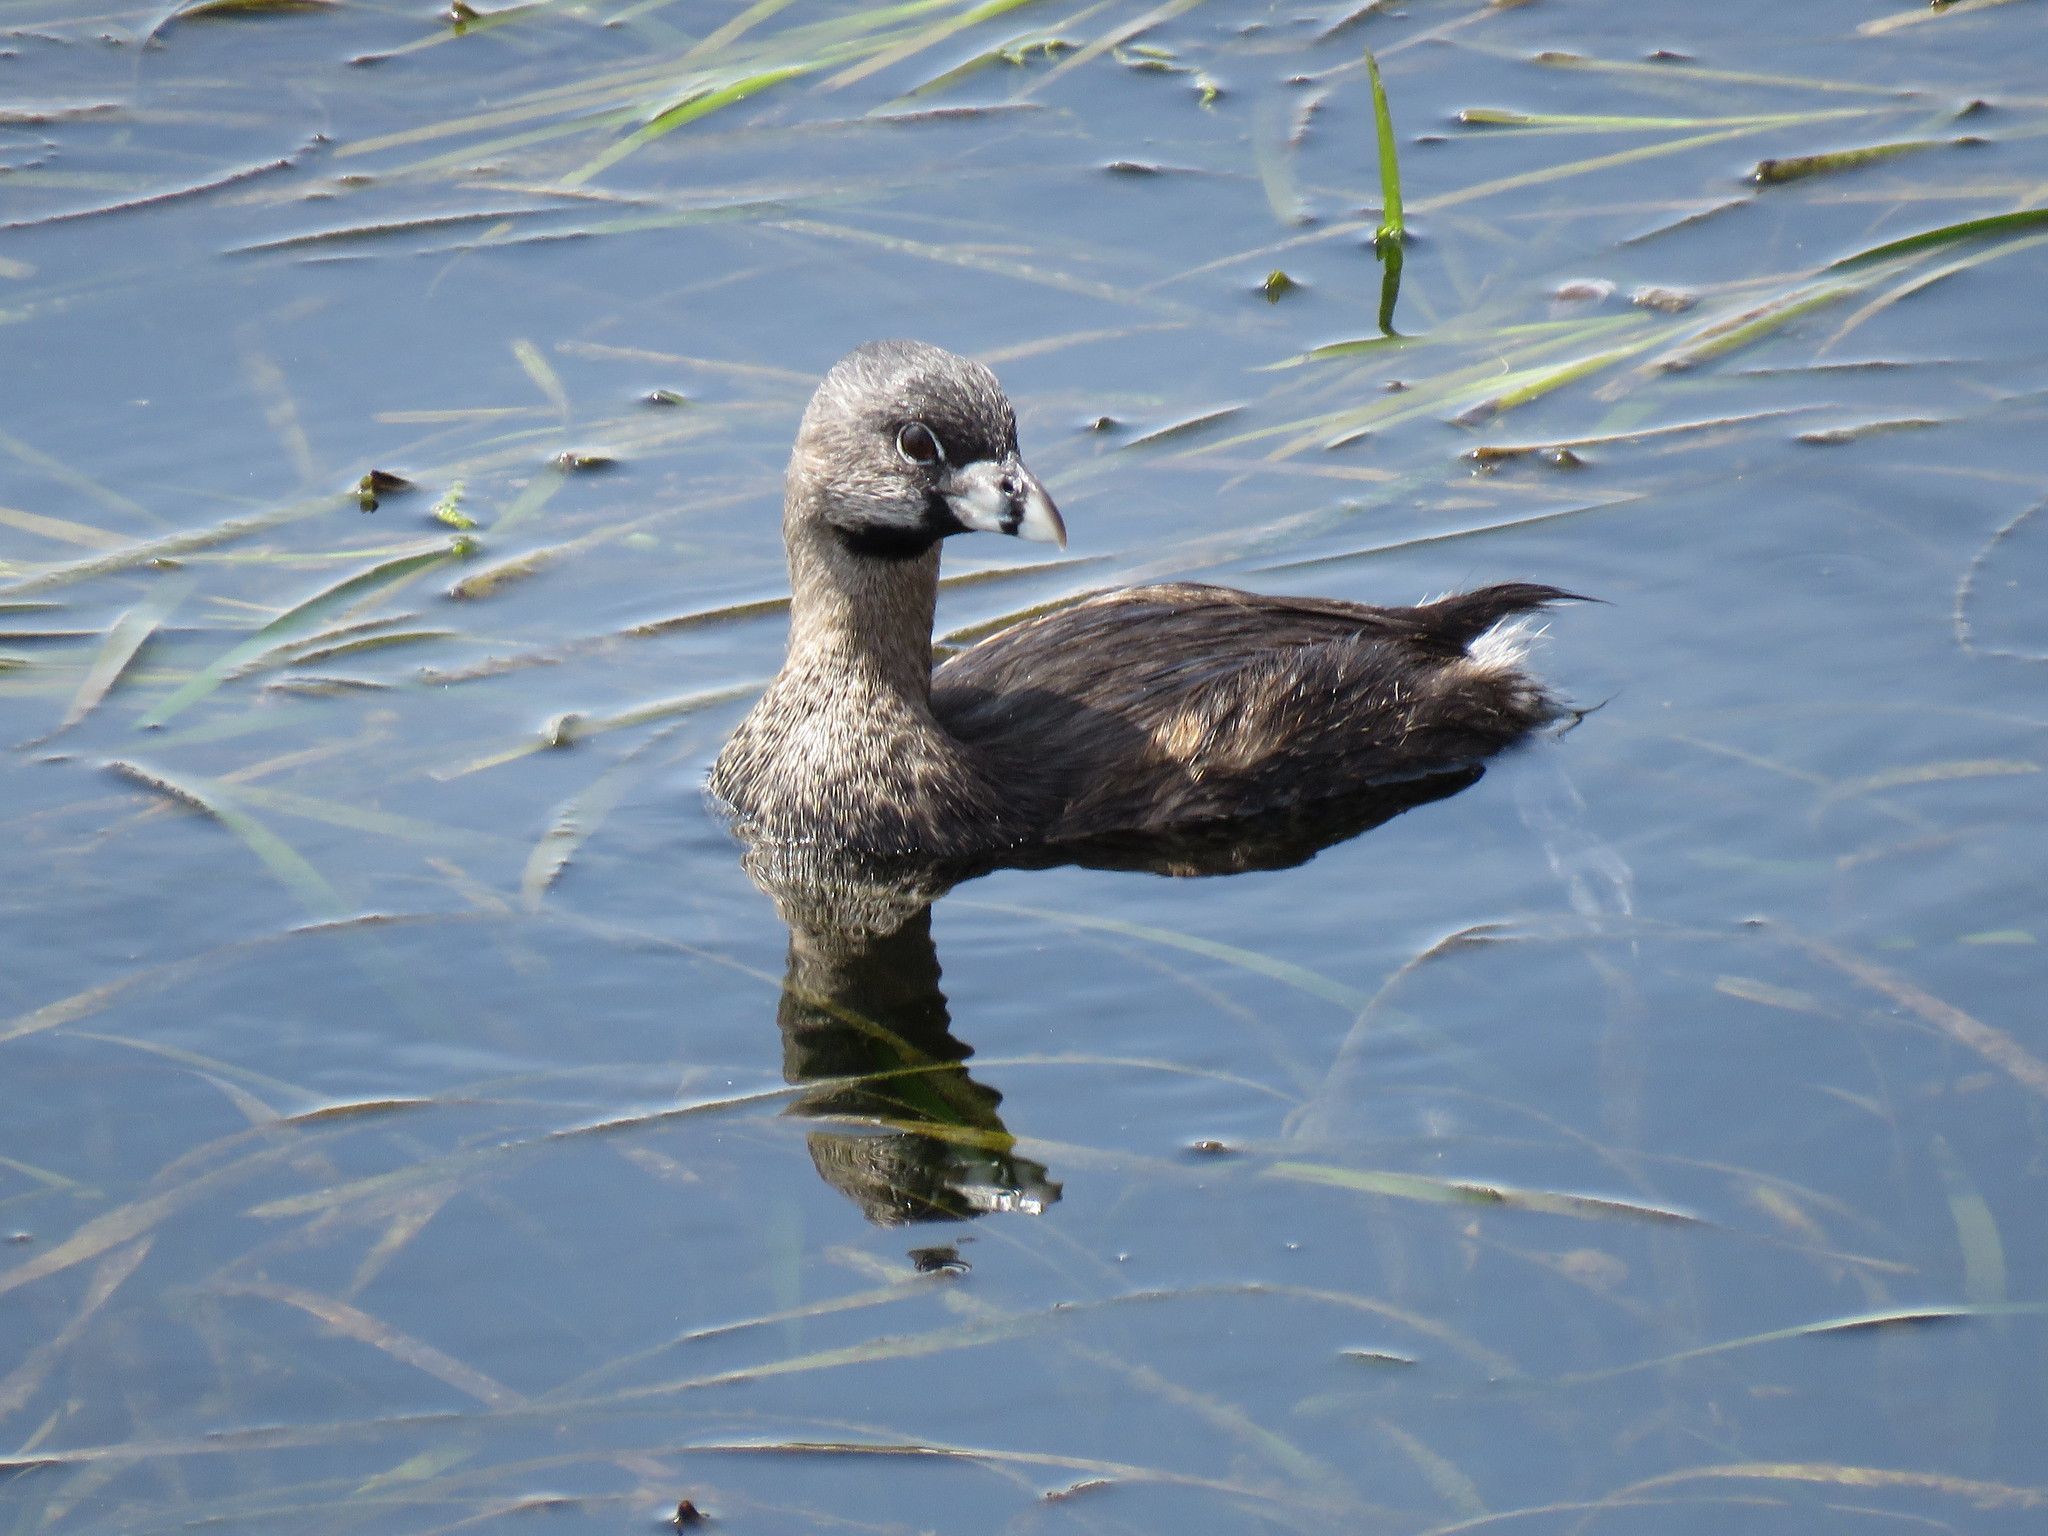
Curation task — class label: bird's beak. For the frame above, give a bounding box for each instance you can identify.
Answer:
[941,457,1066,548]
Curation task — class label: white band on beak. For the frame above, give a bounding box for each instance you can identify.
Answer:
[942,459,1066,547]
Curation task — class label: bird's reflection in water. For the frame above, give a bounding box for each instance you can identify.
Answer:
[744,768,1486,1226]
[773,879,1060,1225]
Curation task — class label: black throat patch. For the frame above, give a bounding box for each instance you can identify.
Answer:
[833,493,964,562]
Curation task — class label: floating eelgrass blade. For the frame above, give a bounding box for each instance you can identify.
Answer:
[1751,137,1968,186]
[1821,228,2048,354]
[0,1238,150,1420]
[1859,0,2033,34]
[681,0,801,63]
[1124,406,1244,449]
[214,1279,521,1407]
[491,470,568,534]
[1265,1160,1699,1225]
[1930,1134,2007,1307]
[135,538,473,728]
[1714,975,1832,1016]
[0,427,151,524]
[958,900,1369,1009]
[1030,0,1206,95]
[1457,106,1885,132]
[0,1120,401,1304]
[1420,123,1777,216]
[47,583,186,737]
[1816,756,2037,811]
[1559,1303,2048,1386]
[1795,416,1943,445]
[521,723,692,909]
[825,0,1043,91]
[1614,1463,2048,1515]
[1373,1421,1485,1519]
[561,64,815,188]
[1640,282,1860,375]
[511,338,571,417]
[104,761,348,919]
[246,1079,811,1220]
[1452,334,1663,424]
[0,504,128,552]
[772,216,1155,309]
[222,781,501,853]
[447,544,569,600]
[1774,924,2048,1102]
[436,682,756,778]
[223,613,418,677]
[1364,48,1403,334]
[143,0,338,43]
[1829,206,2048,269]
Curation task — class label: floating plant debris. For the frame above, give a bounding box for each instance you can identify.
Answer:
[355,468,413,511]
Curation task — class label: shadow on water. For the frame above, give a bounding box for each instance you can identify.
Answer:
[757,769,1479,1224]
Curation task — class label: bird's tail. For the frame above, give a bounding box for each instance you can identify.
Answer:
[1410,583,1587,650]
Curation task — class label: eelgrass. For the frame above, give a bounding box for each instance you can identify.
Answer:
[1364,48,1404,334]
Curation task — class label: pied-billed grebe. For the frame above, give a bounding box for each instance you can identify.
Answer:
[709,340,1578,859]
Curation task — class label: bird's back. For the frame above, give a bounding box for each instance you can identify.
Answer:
[932,581,1572,842]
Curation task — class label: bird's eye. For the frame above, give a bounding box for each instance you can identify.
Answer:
[895,421,945,466]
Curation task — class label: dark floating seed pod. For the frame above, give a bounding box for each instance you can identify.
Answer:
[356,468,413,511]
[911,1243,970,1275]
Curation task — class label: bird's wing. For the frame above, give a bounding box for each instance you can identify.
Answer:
[930,581,1569,836]
[933,580,1569,705]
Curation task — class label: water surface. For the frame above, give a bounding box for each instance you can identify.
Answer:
[4,1,2046,1530]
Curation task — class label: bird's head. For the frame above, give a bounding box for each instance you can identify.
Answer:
[788,340,1064,560]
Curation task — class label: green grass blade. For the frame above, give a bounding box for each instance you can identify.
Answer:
[51,583,186,735]
[1364,49,1402,243]
[136,539,472,728]
[104,761,348,919]
[1829,206,2048,269]
[561,64,815,188]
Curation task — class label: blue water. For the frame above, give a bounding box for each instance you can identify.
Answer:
[4,0,2046,1530]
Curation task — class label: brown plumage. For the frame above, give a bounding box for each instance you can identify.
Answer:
[708,340,1579,862]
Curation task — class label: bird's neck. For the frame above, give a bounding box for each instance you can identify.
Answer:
[782,512,941,707]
